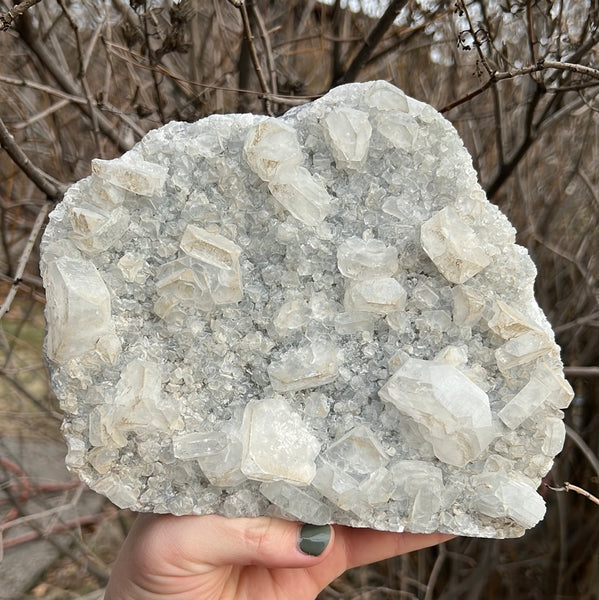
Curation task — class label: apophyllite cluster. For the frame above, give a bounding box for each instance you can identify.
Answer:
[41,81,573,538]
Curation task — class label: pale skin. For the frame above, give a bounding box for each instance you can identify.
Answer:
[105,513,454,600]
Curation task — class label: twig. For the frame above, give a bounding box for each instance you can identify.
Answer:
[0,0,42,30]
[491,83,505,167]
[331,0,344,85]
[16,14,131,152]
[443,60,599,113]
[546,482,599,507]
[564,366,599,378]
[335,0,409,86]
[0,202,51,321]
[565,424,599,479]
[424,543,447,600]
[0,74,89,104]
[442,2,599,114]
[456,0,493,77]
[543,59,599,81]
[250,1,277,98]
[0,117,65,200]
[577,167,599,210]
[228,0,272,115]
[1,512,107,551]
[12,98,70,130]
[98,99,147,137]
[56,0,101,150]
[104,39,315,106]
[526,0,536,65]
[0,366,61,419]
[0,484,85,531]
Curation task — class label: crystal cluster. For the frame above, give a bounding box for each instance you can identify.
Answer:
[41,81,573,538]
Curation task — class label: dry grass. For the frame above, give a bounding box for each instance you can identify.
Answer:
[0,0,598,598]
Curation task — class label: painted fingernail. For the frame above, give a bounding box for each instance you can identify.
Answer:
[299,524,331,556]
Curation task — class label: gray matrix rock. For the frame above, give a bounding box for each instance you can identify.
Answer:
[41,81,573,538]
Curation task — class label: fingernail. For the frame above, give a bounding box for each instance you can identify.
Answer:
[299,524,331,556]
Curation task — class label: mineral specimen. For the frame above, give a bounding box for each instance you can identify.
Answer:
[41,81,573,538]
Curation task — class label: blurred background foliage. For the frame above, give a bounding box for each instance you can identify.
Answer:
[0,0,598,598]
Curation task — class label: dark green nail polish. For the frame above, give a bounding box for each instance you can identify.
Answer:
[299,524,331,556]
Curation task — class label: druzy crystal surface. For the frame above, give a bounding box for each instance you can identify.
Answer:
[41,81,573,538]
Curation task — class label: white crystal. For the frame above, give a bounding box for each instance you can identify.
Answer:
[241,396,321,485]
[91,157,167,196]
[260,481,332,524]
[488,299,539,339]
[243,118,303,181]
[268,167,332,226]
[324,425,388,482]
[337,237,398,280]
[87,446,119,474]
[154,257,214,321]
[364,80,409,112]
[324,107,372,168]
[198,441,246,487]
[359,467,395,506]
[472,473,546,530]
[304,393,330,418]
[421,206,494,284]
[93,472,143,509]
[113,359,182,435]
[344,278,407,315]
[538,362,575,409]
[44,256,119,364]
[495,331,557,373]
[380,358,495,467]
[499,361,574,430]
[311,449,385,518]
[268,341,340,392]
[411,281,440,308]
[69,204,130,254]
[312,459,359,506]
[118,253,148,284]
[375,111,418,150]
[273,299,311,334]
[540,418,566,457]
[391,460,445,529]
[451,284,486,326]
[435,344,468,367]
[179,225,243,304]
[334,311,375,336]
[89,181,126,207]
[173,431,228,460]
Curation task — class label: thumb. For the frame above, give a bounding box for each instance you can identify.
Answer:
[136,514,334,572]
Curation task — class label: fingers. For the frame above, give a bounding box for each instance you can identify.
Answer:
[125,513,454,588]
[331,527,455,571]
[134,513,335,573]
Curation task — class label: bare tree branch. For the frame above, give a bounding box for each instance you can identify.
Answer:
[228,0,273,115]
[445,1,599,116]
[104,39,310,108]
[0,0,42,30]
[56,0,101,151]
[0,202,51,321]
[547,482,599,507]
[250,2,277,100]
[440,60,599,114]
[565,424,599,479]
[335,0,409,86]
[16,14,132,152]
[0,116,66,200]
[543,59,599,81]
[564,366,599,378]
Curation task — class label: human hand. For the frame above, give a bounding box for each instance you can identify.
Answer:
[104,513,454,600]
